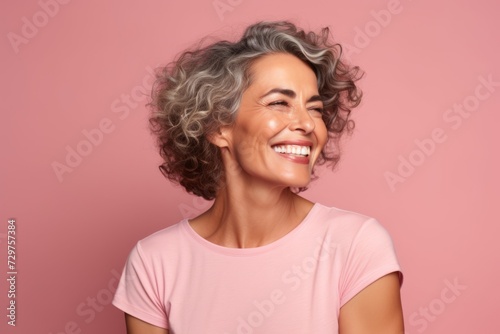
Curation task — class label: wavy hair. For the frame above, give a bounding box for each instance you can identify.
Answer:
[149,20,363,200]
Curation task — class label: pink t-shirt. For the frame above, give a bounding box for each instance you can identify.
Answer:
[112,203,402,333]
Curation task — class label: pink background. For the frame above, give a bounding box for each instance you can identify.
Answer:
[1,0,499,333]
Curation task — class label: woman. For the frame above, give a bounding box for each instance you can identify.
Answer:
[112,20,404,333]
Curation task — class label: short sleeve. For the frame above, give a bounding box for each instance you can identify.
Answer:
[339,218,403,307]
[112,242,169,329]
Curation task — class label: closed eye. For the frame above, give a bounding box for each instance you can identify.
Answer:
[269,100,289,106]
[306,104,324,115]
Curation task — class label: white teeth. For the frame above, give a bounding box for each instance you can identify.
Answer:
[272,145,310,156]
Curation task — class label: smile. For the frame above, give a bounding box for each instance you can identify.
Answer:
[272,145,311,157]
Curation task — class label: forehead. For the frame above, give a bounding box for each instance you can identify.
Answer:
[247,53,318,90]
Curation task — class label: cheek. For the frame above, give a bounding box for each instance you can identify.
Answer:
[231,127,267,158]
[241,117,284,145]
[266,118,283,131]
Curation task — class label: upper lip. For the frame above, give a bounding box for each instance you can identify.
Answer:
[270,140,313,147]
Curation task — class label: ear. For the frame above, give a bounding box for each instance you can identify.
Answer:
[206,126,232,148]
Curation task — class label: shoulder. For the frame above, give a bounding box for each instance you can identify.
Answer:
[121,220,192,286]
[309,203,396,251]
[310,205,403,304]
[312,203,380,233]
[313,203,371,221]
[133,220,187,259]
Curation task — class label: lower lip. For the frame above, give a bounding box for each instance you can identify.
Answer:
[274,151,310,164]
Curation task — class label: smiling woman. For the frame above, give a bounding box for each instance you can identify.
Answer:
[213,53,328,190]
[112,20,404,333]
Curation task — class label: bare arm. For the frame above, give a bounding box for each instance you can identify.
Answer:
[125,314,168,334]
[339,272,404,334]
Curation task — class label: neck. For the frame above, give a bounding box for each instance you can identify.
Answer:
[191,177,313,248]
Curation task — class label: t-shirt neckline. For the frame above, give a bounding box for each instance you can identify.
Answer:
[181,202,321,256]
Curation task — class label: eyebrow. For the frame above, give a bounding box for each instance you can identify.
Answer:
[259,88,323,103]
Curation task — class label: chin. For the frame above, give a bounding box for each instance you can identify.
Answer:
[282,176,311,189]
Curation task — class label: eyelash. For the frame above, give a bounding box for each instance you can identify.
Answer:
[269,101,288,106]
[269,101,324,113]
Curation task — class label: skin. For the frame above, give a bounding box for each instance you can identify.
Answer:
[190,52,328,248]
[125,314,168,334]
[124,53,404,333]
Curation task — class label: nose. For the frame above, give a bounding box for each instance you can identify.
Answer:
[288,105,315,134]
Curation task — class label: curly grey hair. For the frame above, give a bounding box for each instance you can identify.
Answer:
[149,20,363,200]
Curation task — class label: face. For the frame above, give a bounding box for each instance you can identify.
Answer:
[216,53,328,189]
